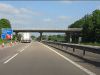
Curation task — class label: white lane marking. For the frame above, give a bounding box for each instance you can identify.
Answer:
[0,56,11,63]
[19,43,31,53]
[41,43,96,75]
[4,53,18,64]
[19,49,25,52]
[3,43,31,64]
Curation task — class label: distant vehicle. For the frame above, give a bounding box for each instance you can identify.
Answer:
[21,33,31,43]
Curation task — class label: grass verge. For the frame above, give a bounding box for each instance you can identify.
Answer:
[81,42,100,46]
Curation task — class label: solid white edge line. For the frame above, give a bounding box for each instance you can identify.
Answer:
[40,43,96,75]
[3,53,18,64]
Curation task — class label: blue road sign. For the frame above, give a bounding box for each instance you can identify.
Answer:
[7,29,13,35]
[2,28,13,34]
[1,34,6,39]
[1,28,13,39]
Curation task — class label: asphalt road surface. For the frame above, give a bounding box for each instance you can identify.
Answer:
[0,41,98,75]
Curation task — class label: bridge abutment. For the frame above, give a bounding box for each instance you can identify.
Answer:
[65,32,81,43]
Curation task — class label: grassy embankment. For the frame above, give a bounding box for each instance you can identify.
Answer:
[81,42,100,46]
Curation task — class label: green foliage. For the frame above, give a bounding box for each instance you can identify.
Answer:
[69,18,84,28]
[17,34,22,41]
[48,35,65,42]
[12,35,17,41]
[31,36,36,40]
[0,38,3,44]
[0,38,11,44]
[0,19,11,28]
[69,9,100,43]
[0,18,11,35]
[81,42,100,46]
[40,34,65,42]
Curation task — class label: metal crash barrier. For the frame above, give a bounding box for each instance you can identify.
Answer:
[42,41,100,55]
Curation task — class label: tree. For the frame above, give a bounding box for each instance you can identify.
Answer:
[92,9,100,42]
[69,9,100,43]
[0,18,11,28]
[0,18,11,35]
[68,18,84,28]
[82,14,94,42]
[31,36,36,40]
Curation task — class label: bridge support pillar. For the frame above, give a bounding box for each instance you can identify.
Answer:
[69,33,72,43]
[78,37,82,43]
[15,32,19,41]
[65,33,72,43]
[65,33,67,43]
[39,32,43,41]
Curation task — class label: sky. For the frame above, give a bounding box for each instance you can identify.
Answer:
[0,1,100,30]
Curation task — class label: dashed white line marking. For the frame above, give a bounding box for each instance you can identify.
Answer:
[41,43,96,75]
[3,43,31,64]
[19,44,30,53]
[4,53,18,64]
[19,49,25,52]
[0,56,11,63]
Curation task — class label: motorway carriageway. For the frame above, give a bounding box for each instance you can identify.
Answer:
[0,41,99,75]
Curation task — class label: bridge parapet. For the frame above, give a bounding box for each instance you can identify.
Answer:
[13,28,82,33]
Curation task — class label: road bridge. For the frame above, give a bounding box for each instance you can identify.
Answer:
[13,28,82,42]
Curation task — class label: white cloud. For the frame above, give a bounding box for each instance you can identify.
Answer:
[0,3,70,30]
[0,3,43,29]
[0,3,42,16]
[0,3,20,14]
[0,3,40,16]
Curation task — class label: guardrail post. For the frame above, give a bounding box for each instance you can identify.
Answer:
[61,45,63,49]
[83,50,85,55]
[73,48,75,52]
[66,46,68,50]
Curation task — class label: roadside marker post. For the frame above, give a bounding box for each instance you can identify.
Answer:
[14,41,16,45]
[9,41,13,47]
